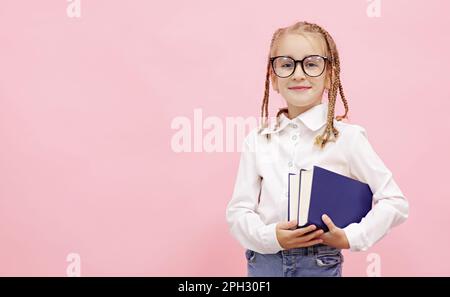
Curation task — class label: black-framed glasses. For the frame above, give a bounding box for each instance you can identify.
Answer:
[270,55,328,78]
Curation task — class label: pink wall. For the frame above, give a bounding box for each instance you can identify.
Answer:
[0,0,449,276]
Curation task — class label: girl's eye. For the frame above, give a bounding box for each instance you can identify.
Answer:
[281,63,294,68]
[306,63,318,68]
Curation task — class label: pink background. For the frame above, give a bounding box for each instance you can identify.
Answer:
[0,0,449,276]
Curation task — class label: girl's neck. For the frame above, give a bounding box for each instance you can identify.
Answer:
[286,101,322,120]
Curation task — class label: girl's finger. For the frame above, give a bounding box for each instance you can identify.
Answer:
[322,214,336,231]
[293,225,316,237]
[304,229,324,241]
[296,229,324,243]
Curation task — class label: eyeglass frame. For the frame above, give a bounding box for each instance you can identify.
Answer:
[269,55,329,78]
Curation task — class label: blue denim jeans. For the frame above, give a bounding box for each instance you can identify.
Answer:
[245,244,344,277]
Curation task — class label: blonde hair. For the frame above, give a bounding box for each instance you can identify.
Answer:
[258,21,349,149]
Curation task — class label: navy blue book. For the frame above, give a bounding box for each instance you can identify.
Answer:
[288,165,373,232]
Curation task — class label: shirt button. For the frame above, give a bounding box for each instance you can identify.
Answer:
[292,135,297,141]
[288,161,293,167]
[292,124,298,129]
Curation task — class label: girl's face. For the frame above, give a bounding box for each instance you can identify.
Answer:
[271,33,330,113]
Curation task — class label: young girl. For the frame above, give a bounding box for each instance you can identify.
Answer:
[225,21,409,277]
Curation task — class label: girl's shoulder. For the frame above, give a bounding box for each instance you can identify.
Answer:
[242,127,264,146]
[240,126,276,151]
[333,120,373,149]
[334,120,368,138]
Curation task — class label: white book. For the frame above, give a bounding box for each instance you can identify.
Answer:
[287,172,300,230]
[288,170,313,228]
[298,169,313,226]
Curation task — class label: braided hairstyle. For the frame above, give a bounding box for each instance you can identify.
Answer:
[258,21,349,148]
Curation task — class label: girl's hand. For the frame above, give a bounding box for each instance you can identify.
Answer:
[319,214,350,249]
[276,220,324,250]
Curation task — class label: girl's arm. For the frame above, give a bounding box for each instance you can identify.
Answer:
[343,126,410,251]
[225,130,284,254]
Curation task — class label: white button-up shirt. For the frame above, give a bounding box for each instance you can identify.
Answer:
[225,103,409,253]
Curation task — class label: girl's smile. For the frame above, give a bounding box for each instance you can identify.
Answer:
[288,85,312,91]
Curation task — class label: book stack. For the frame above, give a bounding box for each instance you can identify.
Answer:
[288,166,373,232]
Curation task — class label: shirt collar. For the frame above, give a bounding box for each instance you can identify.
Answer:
[260,103,328,135]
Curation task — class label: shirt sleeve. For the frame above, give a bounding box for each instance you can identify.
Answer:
[343,126,409,251]
[225,130,284,254]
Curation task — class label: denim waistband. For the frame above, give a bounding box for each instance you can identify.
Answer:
[280,244,341,256]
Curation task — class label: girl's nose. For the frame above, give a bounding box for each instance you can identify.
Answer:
[292,62,307,79]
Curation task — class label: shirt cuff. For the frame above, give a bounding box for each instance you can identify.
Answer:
[343,223,369,252]
[261,222,284,253]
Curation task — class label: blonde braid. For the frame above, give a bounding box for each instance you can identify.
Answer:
[305,23,349,148]
[258,29,283,140]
